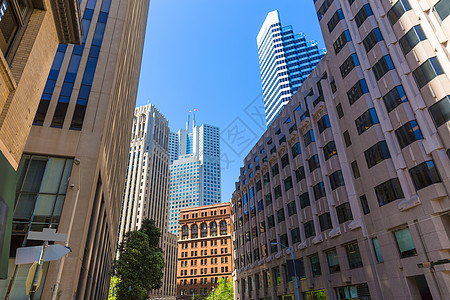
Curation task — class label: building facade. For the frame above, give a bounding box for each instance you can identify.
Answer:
[168,116,221,235]
[0,0,150,299]
[177,203,233,298]
[257,10,326,127]
[118,104,177,298]
[0,0,82,279]
[233,0,450,299]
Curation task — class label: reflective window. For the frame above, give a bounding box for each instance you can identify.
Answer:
[336,202,353,224]
[394,227,417,258]
[355,108,379,135]
[399,25,426,54]
[345,242,363,269]
[383,85,408,112]
[409,160,442,190]
[375,178,405,206]
[326,249,340,273]
[364,141,391,168]
[429,95,450,128]
[329,170,345,190]
[412,57,444,89]
[363,28,383,52]
[347,79,368,105]
[323,141,337,160]
[299,192,310,209]
[355,4,373,27]
[319,212,332,231]
[373,55,395,81]
[395,120,423,148]
[387,0,411,25]
[433,0,450,21]
[310,254,321,277]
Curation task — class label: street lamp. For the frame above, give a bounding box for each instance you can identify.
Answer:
[270,241,300,300]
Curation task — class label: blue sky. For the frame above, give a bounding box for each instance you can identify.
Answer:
[136,0,325,202]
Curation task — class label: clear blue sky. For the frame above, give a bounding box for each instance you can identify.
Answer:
[136,0,325,202]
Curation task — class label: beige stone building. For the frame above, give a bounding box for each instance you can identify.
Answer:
[0,0,81,279]
[0,0,150,299]
[233,0,449,299]
[118,104,177,298]
[177,203,234,298]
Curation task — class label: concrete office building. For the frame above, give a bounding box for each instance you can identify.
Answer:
[257,10,326,126]
[177,203,233,298]
[118,104,177,298]
[233,0,450,299]
[0,0,150,299]
[0,0,81,279]
[168,116,221,236]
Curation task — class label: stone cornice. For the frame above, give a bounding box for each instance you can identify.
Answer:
[50,0,83,45]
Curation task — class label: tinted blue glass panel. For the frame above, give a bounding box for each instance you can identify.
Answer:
[57,44,67,52]
[83,8,94,21]
[81,57,98,85]
[60,82,74,97]
[89,45,100,58]
[361,79,369,93]
[385,55,395,69]
[43,80,56,94]
[41,93,52,101]
[98,11,108,23]
[77,99,88,106]
[430,57,444,75]
[78,84,91,100]
[411,120,423,140]
[100,0,112,13]
[86,0,97,10]
[92,22,106,46]
[369,108,379,124]
[72,45,84,56]
[48,51,65,80]
[58,96,70,103]
[65,54,82,83]
[344,30,352,41]
[352,53,360,66]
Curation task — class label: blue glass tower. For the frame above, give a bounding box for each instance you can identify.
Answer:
[257,10,326,126]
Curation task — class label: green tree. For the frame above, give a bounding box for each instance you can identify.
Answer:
[112,219,165,300]
[205,278,234,300]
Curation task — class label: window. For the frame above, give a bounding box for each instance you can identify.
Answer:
[287,201,297,216]
[355,4,373,27]
[268,215,275,229]
[347,79,368,105]
[409,160,441,190]
[304,220,315,238]
[191,224,198,239]
[304,130,315,147]
[182,225,189,240]
[345,242,363,269]
[308,155,320,172]
[326,249,340,273]
[373,55,395,81]
[291,227,301,244]
[336,283,371,299]
[363,28,383,52]
[274,185,282,199]
[412,57,444,89]
[329,170,345,190]
[291,142,301,158]
[364,141,391,168]
[328,9,344,33]
[295,166,305,182]
[383,85,408,112]
[299,192,310,209]
[387,0,411,25]
[310,254,321,277]
[372,238,383,262]
[429,95,450,128]
[360,195,370,214]
[271,164,279,177]
[265,193,272,206]
[323,141,337,161]
[319,212,332,231]
[351,160,360,179]
[340,54,360,79]
[313,182,326,200]
[399,25,426,55]
[210,222,217,236]
[336,103,344,119]
[201,223,207,237]
[281,154,289,168]
[336,202,353,224]
[317,0,334,21]
[394,227,417,258]
[355,108,379,135]
[375,178,405,206]
[263,172,270,185]
[343,130,352,147]
[220,220,227,235]
[317,115,331,133]
[395,120,423,148]
[333,30,351,55]
[433,0,450,21]
[277,209,285,223]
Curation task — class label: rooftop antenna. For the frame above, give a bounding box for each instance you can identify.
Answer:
[186,110,191,131]
[193,108,198,129]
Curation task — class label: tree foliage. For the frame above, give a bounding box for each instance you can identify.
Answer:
[205,278,234,300]
[112,219,165,300]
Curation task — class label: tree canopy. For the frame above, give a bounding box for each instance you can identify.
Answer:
[205,278,234,300]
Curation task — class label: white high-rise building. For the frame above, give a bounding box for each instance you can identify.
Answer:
[118,104,177,298]
[168,113,221,235]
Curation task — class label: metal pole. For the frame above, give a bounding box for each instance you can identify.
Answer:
[29,240,49,300]
[51,159,81,300]
[290,247,301,300]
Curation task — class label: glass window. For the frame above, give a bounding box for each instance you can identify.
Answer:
[310,254,322,277]
[395,120,423,148]
[291,142,301,158]
[323,141,337,160]
[191,224,198,238]
[317,115,331,133]
[409,160,442,190]
[304,130,315,147]
[347,79,368,105]
[363,28,383,52]
[336,202,353,224]
[387,0,411,25]
[274,185,282,199]
[268,215,275,228]
[277,209,285,223]
[308,155,320,172]
[355,4,373,27]
[336,103,344,119]
[340,53,360,79]
[326,249,340,273]
[319,212,332,231]
[345,242,363,269]
[355,108,379,135]
[360,195,370,214]
[0,0,23,55]
[394,227,417,258]
[265,193,272,206]
[364,141,391,168]
[399,25,426,54]
[372,238,384,262]
[317,0,334,21]
[373,55,395,81]
[412,57,444,89]
[383,85,408,112]
[328,9,344,33]
[295,166,305,182]
[375,178,405,206]
[281,154,289,168]
[429,95,450,128]
[299,192,310,209]
[343,130,352,147]
[433,0,450,21]
[287,201,297,216]
[333,30,352,55]
[304,220,315,238]
[271,163,279,177]
[291,227,301,244]
[329,170,345,190]
[351,160,360,179]
[313,182,326,200]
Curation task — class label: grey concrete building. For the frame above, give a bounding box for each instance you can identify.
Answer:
[0,0,150,299]
[232,0,450,299]
[118,104,177,299]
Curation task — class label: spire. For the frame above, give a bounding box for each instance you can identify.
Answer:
[186,110,191,131]
[192,109,197,130]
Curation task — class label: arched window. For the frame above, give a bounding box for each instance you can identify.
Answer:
[182,225,189,240]
[191,224,198,239]
[220,220,227,235]
[210,221,217,237]
[201,223,208,237]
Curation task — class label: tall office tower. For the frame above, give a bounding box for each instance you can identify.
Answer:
[0,0,150,299]
[0,0,81,279]
[233,0,450,299]
[177,203,233,298]
[257,10,326,127]
[168,115,221,236]
[118,104,177,298]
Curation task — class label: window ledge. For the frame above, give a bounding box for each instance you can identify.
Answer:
[348,219,362,231]
[398,195,420,211]
[312,234,323,245]
[329,226,341,238]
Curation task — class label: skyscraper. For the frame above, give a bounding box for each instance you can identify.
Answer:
[234,0,450,299]
[118,104,177,298]
[257,10,326,126]
[168,114,221,235]
[0,0,150,299]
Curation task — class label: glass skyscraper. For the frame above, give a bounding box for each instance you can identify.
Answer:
[168,115,221,235]
[257,10,326,126]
